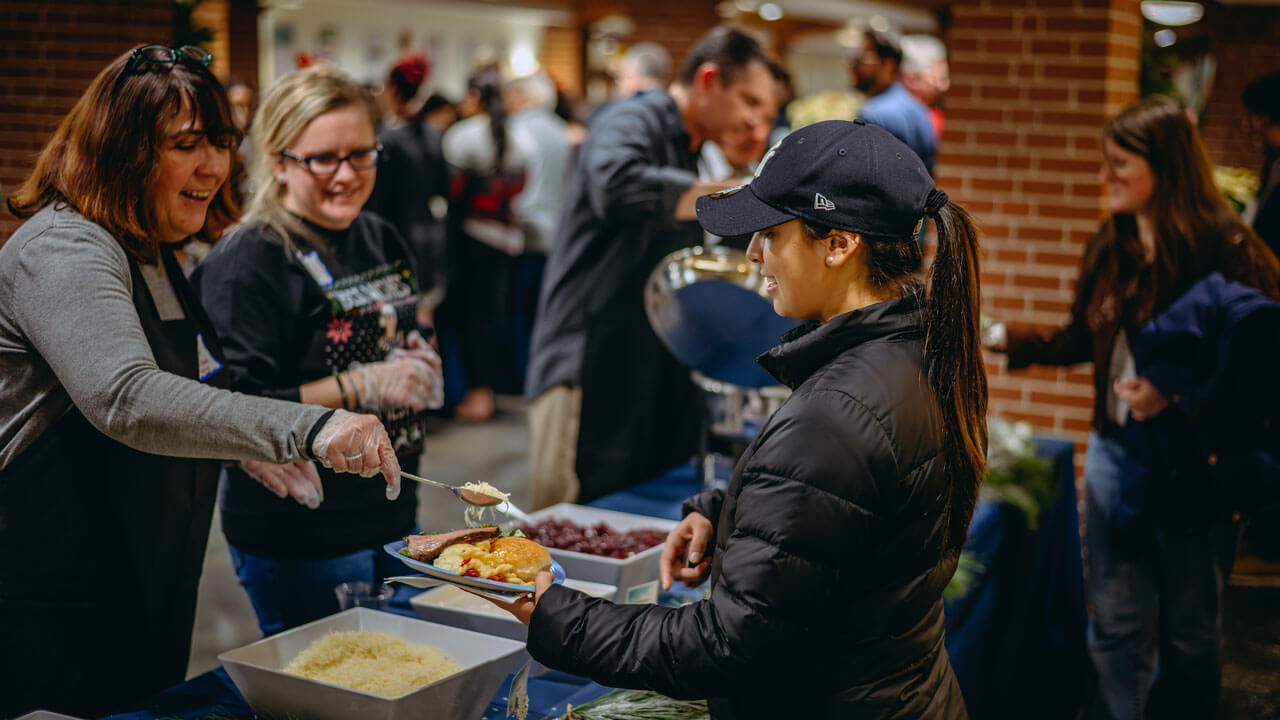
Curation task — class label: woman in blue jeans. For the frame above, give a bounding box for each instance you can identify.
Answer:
[992,96,1279,719]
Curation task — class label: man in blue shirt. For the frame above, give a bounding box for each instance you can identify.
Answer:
[853,29,936,171]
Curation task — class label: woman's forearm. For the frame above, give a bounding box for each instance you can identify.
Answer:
[299,370,363,410]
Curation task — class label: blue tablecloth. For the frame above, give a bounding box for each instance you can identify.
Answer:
[106,437,1085,720]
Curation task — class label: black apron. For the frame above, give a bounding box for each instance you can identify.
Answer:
[0,249,226,718]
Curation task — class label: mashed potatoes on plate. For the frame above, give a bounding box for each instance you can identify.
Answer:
[434,536,551,585]
[283,630,461,697]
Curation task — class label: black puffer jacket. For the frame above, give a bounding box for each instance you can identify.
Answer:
[527,297,969,719]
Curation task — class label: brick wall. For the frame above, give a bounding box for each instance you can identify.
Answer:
[0,0,173,240]
[939,0,1142,471]
[1198,4,1280,172]
[541,24,584,98]
[191,0,260,88]
[581,0,722,82]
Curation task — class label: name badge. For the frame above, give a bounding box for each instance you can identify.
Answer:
[196,333,223,382]
[299,250,334,288]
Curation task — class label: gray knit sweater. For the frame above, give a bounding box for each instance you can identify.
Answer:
[0,205,329,469]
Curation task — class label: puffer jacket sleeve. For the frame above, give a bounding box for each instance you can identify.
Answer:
[526,388,889,697]
[682,488,724,526]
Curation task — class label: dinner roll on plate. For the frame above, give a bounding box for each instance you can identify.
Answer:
[490,537,552,583]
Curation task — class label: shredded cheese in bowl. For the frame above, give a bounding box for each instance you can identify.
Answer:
[283,630,462,697]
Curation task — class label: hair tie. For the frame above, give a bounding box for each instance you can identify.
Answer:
[924,188,948,217]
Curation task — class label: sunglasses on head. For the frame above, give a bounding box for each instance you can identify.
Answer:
[127,44,213,74]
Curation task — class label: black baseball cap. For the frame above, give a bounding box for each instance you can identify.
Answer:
[696,119,935,239]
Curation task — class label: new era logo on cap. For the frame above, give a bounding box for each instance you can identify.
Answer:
[814,193,835,211]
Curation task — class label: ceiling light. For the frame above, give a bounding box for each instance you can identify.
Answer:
[759,3,783,21]
[1154,28,1177,47]
[1141,1,1203,27]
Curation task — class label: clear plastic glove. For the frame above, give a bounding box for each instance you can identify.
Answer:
[660,511,714,591]
[353,355,440,413]
[386,330,444,409]
[312,409,402,500]
[241,460,324,509]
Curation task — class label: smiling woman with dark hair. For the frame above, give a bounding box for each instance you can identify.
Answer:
[0,45,403,718]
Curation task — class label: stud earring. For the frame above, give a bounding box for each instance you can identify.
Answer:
[825,256,834,266]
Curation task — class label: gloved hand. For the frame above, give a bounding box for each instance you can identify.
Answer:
[242,460,324,509]
[312,409,402,500]
[386,330,444,409]
[353,351,441,413]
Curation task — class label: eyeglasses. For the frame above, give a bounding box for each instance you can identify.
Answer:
[127,44,213,74]
[279,145,382,176]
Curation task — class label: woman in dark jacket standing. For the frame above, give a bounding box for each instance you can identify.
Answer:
[502,119,987,719]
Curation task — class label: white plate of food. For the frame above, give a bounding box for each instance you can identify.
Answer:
[384,527,565,594]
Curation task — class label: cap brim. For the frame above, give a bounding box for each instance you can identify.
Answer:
[695,184,796,237]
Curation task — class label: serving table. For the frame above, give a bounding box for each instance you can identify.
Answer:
[102,437,1085,720]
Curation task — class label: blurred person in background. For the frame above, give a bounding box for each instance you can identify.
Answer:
[617,41,671,98]
[588,42,672,128]
[854,28,936,173]
[227,77,257,134]
[1243,71,1280,256]
[382,52,430,131]
[191,64,441,636]
[506,72,570,388]
[0,45,401,718]
[367,52,451,319]
[440,69,526,422]
[506,119,987,720]
[525,26,778,508]
[421,92,459,135]
[988,95,1279,720]
[900,35,949,146]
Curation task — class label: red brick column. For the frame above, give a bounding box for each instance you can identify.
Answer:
[0,0,174,240]
[937,0,1142,469]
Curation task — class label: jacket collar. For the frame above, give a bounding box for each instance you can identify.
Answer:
[645,89,694,158]
[758,294,924,389]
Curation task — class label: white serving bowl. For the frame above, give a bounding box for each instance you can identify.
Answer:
[524,504,677,604]
[218,607,525,720]
[410,578,617,642]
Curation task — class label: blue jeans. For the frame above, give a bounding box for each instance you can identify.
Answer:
[1084,432,1238,720]
[228,542,410,636]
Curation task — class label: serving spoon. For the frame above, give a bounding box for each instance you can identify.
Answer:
[401,471,506,506]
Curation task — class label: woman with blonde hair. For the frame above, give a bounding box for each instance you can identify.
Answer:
[992,95,1279,719]
[0,46,401,718]
[192,64,442,635]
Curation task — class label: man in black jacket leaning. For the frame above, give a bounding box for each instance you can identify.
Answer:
[525,27,779,507]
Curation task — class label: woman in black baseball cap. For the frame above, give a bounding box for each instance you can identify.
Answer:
[503,120,987,719]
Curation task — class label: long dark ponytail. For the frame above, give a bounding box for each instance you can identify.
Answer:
[803,193,987,552]
[467,70,507,169]
[925,196,988,551]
